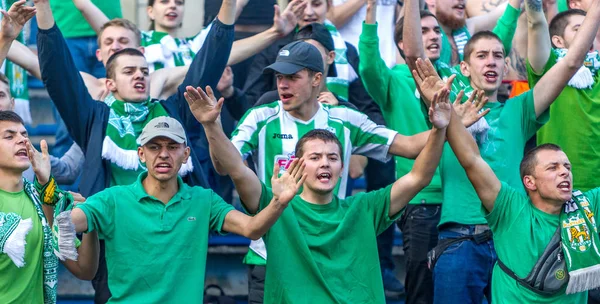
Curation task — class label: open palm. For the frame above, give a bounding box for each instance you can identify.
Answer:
[273,0,306,37]
[26,139,50,185]
[271,158,307,205]
[1,0,36,40]
[184,85,224,124]
[429,88,452,129]
[412,58,454,105]
[453,90,491,127]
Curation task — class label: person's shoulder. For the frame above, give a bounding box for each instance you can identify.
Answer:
[246,100,282,120]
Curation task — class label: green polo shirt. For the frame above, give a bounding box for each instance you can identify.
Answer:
[77,173,235,303]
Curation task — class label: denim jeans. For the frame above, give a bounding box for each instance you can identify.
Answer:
[398,204,441,304]
[433,225,496,304]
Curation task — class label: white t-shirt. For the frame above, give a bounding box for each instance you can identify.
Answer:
[333,0,397,68]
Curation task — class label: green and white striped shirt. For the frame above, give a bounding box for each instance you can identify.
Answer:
[141,23,212,73]
[232,101,397,198]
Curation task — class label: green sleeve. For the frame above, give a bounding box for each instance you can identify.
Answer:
[526,51,558,87]
[486,182,529,234]
[208,190,236,234]
[349,185,401,235]
[76,190,115,239]
[492,4,521,56]
[515,90,549,139]
[241,182,275,215]
[358,22,394,111]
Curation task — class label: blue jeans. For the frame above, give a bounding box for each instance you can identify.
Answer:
[433,225,496,304]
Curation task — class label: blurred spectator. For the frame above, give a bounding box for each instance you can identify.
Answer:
[329,0,398,67]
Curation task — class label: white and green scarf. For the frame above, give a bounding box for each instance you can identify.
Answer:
[561,190,600,294]
[554,48,600,89]
[323,20,354,102]
[102,95,194,176]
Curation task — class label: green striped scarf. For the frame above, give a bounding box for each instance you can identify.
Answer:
[561,190,600,294]
[323,20,352,102]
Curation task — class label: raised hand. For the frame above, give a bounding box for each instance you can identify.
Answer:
[317,91,339,105]
[453,90,491,127]
[26,139,50,185]
[428,88,452,129]
[216,66,235,98]
[0,0,36,41]
[271,158,307,206]
[273,0,307,37]
[412,58,454,105]
[184,85,224,125]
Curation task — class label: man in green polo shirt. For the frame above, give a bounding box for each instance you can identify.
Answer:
[186,60,452,302]
[61,116,304,303]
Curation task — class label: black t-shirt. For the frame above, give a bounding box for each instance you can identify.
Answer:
[204,0,275,26]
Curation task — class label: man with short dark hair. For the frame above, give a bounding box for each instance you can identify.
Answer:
[186,66,452,302]
[56,115,303,303]
[413,1,600,301]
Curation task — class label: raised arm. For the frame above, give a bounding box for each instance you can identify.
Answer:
[0,1,36,68]
[358,1,396,110]
[467,2,509,34]
[533,0,600,117]
[34,0,104,150]
[221,158,306,240]
[446,101,500,211]
[185,85,263,213]
[63,231,99,280]
[228,0,305,66]
[71,0,109,34]
[388,88,450,217]
[525,0,552,73]
[7,40,41,80]
[327,0,366,28]
[402,0,426,71]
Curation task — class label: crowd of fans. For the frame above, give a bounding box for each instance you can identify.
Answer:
[2,0,600,303]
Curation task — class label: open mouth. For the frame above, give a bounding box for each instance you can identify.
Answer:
[280,93,294,102]
[557,181,571,191]
[317,172,331,183]
[155,163,172,173]
[484,71,498,83]
[134,82,146,92]
[166,12,178,19]
[453,4,465,10]
[427,44,440,52]
[15,148,27,157]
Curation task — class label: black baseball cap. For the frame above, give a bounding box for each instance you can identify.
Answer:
[263,41,324,75]
[294,23,337,77]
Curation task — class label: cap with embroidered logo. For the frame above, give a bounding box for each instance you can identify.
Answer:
[137,116,186,146]
[263,40,324,75]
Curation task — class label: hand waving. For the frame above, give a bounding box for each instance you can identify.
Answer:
[428,88,452,129]
[412,58,455,105]
[273,0,306,37]
[1,0,36,41]
[26,139,50,185]
[271,158,307,206]
[184,85,224,125]
[453,90,491,127]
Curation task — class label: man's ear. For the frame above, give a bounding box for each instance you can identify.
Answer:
[96,49,103,63]
[138,46,145,54]
[106,78,118,93]
[313,72,323,87]
[183,146,191,164]
[523,175,537,192]
[569,0,582,9]
[327,51,335,65]
[552,35,567,49]
[460,61,471,77]
[138,147,146,163]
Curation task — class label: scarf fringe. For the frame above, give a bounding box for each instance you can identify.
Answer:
[568,66,595,89]
[178,160,194,177]
[467,116,490,144]
[4,217,32,268]
[566,264,600,294]
[102,137,141,170]
[53,211,78,261]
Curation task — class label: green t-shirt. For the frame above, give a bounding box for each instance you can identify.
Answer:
[528,51,600,192]
[439,91,549,227]
[51,0,122,38]
[0,189,43,303]
[255,182,402,304]
[77,173,235,303]
[486,182,600,302]
[358,22,441,205]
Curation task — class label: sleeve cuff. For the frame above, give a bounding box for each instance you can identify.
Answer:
[75,205,95,234]
[213,17,235,30]
[360,22,379,42]
[37,22,59,34]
